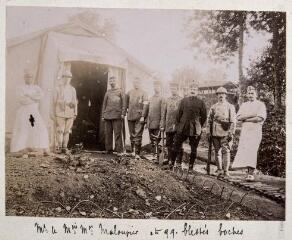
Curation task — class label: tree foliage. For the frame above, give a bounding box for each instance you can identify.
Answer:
[247,12,286,109]
[187,10,286,177]
[258,109,286,177]
[188,10,247,60]
[245,45,285,107]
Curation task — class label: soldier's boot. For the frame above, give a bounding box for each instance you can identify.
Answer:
[222,149,231,178]
[61,147,69,154]
[215,152,223,175]
[55,146,62,154]
[130,142,135,156]
[165,149,174,170]
[150,143,157,161]
[168,149,177,172]
[187,151,197,172]
[135,144,142,160]
[174,152,183,173]
[188,154,196,174]
[162,147,170,167]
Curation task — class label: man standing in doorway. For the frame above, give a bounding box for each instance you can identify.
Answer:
[160,81,183,169]
[53,69,78,153]
[102,76,126,155]
[126,77,149,159]
[206,87,236,178]
[147,80,165,162]
[170,81,207,172]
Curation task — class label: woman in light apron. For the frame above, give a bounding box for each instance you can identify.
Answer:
[10,70,49,155]
[232,86,267,181]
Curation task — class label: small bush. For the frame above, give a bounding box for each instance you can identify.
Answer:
[257,108,286,177]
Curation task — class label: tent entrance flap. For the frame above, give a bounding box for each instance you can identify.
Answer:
[69,61,108,150]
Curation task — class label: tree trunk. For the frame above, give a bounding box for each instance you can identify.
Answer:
[238,13,245,105]
[272,20,282,110]
[238,21,244,85]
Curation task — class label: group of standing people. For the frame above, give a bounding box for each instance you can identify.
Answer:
[10,69,78,155]
[102,76,267,181]
[206,85,266,180]
[10,68,267,181]
[103,77,207,171]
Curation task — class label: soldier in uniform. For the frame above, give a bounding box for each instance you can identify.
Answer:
[53,70,78,153]
[126,77,149,159]
[206,87,236,178]
[169,81,207,172]
[102,76,126,155]
[160,81,183,168]
[147,80,165,161]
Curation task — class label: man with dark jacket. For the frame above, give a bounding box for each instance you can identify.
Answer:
[102,76,126,155]
[160,81,183,168]
[126,77,149,159]
[169,81,207,172]
[147,80,165,161]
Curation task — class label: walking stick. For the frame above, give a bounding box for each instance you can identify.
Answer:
[159,130,165,165]
[207,111,214,175]
[121,117,126,154]
[155,131,161,162]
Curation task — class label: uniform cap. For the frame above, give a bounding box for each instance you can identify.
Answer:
[133,77,141,82]
[24,68,33,78]
[247,85,256,92]
[216,87,227,94]
[62,70,72,78]
[153,80,162,86]
[189,81,199,88]
[109,76,116,80]
[169,81,179,87]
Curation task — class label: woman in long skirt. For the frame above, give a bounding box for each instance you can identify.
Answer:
[232,86,267,181]
[10,70,49,155]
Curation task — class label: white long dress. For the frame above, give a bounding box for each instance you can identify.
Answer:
[10,84,49,152]
[232,99,267,169]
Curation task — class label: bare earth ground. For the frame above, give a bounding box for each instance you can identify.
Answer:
[6,152,269,220]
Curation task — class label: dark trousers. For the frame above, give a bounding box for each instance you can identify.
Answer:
[171,132,201,167]
[128,120,145,154]
[166,132,183,164]
[149,129,161,146]
[104,119,123,153]
[148,128,161,155]
[212,136,232,171]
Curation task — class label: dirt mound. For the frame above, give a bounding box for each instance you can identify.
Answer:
[6,152,265,220]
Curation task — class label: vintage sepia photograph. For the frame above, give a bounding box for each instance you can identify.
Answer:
[5,6,285,221]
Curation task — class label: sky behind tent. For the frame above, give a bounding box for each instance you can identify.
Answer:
[6,6,271,83]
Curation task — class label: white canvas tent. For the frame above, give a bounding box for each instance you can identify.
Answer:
[6,14,156,149]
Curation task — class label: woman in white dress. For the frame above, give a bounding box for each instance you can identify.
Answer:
[10,70,50,155]
[232,86,267,181]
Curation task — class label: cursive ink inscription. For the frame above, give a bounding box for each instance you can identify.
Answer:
[35,223,48,234]
[182,223,209,236]
[99,224,139,238]
[218,223,243,236]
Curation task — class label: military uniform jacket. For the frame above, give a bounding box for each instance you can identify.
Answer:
[176,96,207,136]
[102,88,126,120]
[126,89,148,121]
[161,95,182,132]
[147,94,165,129]
[206,101,236,137]
[54,84,78,118]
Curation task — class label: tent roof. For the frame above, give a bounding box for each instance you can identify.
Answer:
[7,17,155,78]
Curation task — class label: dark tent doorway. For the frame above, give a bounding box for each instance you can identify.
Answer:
[69,61,108,150]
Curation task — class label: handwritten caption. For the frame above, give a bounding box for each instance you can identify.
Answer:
[34,222,244,238]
